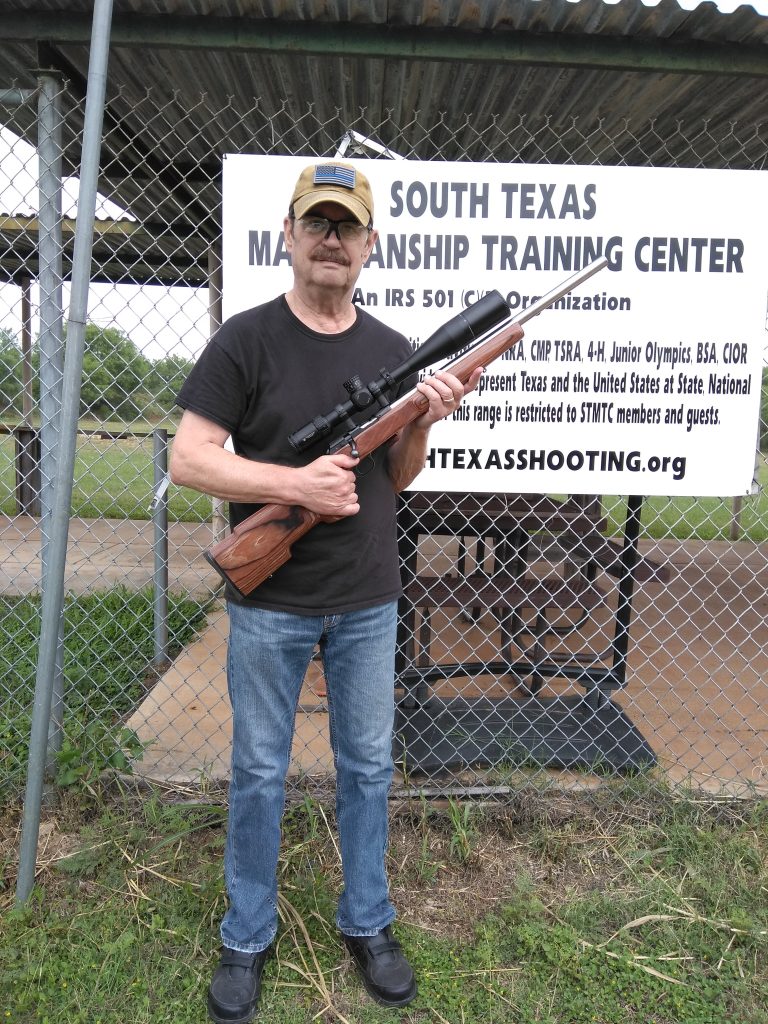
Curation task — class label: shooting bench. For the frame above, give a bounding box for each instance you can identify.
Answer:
[394,491,668,776]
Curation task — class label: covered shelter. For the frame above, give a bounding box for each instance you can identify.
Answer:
[3,0,767,904]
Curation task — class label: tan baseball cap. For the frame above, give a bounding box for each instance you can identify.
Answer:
[290,161,374,226]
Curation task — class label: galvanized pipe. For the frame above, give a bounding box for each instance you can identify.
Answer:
[36,71,66,770]
[16,0,115,906]
[152,428,169,668]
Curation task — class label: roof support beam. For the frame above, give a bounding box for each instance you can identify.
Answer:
[2,12,767,78]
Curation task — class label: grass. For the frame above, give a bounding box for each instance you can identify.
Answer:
[0,428,211,523]
[1,781,767,1023]
[602,459,768,542]
[0,587,211,791]
[2,428,767,540]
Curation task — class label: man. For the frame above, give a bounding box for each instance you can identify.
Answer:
[170,160,482,1023]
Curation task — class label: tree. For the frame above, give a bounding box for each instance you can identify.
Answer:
[79,323,152,420]
[16,321,193,425]
[0,329,24,418]
[146,353,194,412]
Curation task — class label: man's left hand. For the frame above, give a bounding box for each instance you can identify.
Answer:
[414,367,484,427]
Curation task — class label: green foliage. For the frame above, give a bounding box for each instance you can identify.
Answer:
[145,353,195,412]
[55,724,148,787]
[0,328,25,415]
[0,586,210,791]
[79,322,153,419]
[446,795,479,864]
[1,321,195,424]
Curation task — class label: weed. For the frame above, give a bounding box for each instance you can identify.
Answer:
[414,792,442,882]
[446,796,479,865]
[55,724,148,788]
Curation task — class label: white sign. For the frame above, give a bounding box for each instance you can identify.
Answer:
[222,155,767,497]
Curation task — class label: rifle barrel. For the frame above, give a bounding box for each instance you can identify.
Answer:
[516,256,610,326]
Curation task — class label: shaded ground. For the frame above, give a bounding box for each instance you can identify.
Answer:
[3,515,767,798]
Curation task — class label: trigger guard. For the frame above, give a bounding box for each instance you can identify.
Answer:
[355,454,376,477]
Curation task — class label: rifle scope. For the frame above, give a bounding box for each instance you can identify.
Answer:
[288,290,510,453]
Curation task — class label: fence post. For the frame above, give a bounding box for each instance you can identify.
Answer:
[16,0,115,905]
[208,242,228,542]
[152,428,169,668]
[36,70,66,774]
[14,426,41,516]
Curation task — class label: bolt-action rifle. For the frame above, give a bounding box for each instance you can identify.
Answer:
[204,257,609,597]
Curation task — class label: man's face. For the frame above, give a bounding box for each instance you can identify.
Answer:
[284,201,377,295]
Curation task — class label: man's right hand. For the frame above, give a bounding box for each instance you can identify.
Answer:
[170,410,361,516]
[295,452,360,518]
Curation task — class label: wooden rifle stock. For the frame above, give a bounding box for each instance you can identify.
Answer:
[205,319,524,597]
[204,256,610,596]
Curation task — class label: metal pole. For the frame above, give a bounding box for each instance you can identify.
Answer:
[207,243,227,542]
[607,493,644,702]
[19,276,33,423]
[16,0,114,905]
[729,496,743,542]
[152,428,169,668]
[3,14,767,79]
[36,70,66,771]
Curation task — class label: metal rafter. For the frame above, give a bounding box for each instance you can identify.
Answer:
[2,11,766,79]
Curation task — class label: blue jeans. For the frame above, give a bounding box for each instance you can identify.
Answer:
[221,600,398,952]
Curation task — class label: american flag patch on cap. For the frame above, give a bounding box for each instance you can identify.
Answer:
[314,164,356,190]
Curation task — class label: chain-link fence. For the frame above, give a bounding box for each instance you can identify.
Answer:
[1,82,766,806]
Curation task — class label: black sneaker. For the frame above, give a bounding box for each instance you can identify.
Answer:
[343,926,417,1007]
[207,946,270,1024]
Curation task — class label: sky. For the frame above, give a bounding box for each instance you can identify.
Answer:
[0,126,210,362]
[639,0,768,10]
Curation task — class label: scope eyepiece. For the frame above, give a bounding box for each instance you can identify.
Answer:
[288,415,333,452]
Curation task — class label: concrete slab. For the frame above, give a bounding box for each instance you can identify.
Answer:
[0,515,219,597]
[126,604,335,785]
[126,537,768,798]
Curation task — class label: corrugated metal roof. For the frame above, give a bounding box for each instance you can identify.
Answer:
[1,0,766,36]
[1,2,765,145]
[0,0,765,284]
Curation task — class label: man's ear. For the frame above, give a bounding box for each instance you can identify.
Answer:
[284,216,295,250]
[362,227,378,264]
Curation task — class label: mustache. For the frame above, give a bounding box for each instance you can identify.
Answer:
[311,248,350,266]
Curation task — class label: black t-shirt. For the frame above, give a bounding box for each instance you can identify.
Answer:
[176,295,415,615]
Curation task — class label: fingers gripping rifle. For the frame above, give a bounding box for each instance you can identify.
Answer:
[205,257,609,597]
